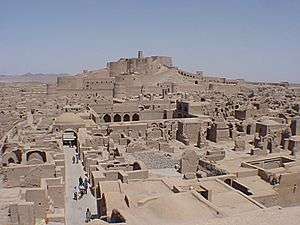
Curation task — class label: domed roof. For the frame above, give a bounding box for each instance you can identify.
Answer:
[55,113,84,124]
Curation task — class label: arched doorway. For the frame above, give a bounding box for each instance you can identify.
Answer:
[26,151,47,163]
[123,114,130,122]
[114,114,121,122]
[132,113,139,121]
[8,157,15,164]
[62,129,78,147]
[132,162,141,170]
[103,114,111,123]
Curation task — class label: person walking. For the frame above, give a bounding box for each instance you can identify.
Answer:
[79,176,83,186]
[73,186,78,201]
[72,155,75,164]
[84,177,88,193]
[85,208,92,223]
[79,183,85,198]
[76,153,79,164]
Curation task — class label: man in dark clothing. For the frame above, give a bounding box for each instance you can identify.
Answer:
[79,176,83,186]
[85,208,91,223]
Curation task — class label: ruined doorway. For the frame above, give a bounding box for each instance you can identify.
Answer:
[103,114,111,123]
[114,114,121,122]
[123,114,130,122]
[8,157,15,164]
[132,113,139,121]
[62,129,78,147]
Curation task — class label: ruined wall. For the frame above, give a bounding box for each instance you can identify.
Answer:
[9,202,35,225]
[47,184,64,208]
[277,172,300,206]
[56,76,114,97]
[24,188,49,219]
[173,83,209,93]
[209,83,242,95]
[108,56,172,77]
[177,120,202,145]
[4,163,56,187]
[57,77,82,89]
[140,110,165,120]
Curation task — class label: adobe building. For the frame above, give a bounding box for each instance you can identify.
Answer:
[1,52,300,225]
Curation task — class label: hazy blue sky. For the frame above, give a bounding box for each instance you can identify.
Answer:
[0,0,299,82]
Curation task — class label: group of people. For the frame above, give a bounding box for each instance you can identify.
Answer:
[73,177,92,223]
[70,149,92,223]
[270,174,280,186]
[72,152,80,164]
[73,176,90,200]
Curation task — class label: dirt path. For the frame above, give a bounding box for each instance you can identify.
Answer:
[64,146,96,225]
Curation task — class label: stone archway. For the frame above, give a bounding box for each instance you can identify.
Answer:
[132,162,141,170]
[26,150,47,163]
[151,123,158,128]
[132,113,139,121]
[103,114,111,123]
[2,150,21,166]
[114,114,121,122]
[123,114,130,122]
[8,157,15,164]
[62,129,78,147]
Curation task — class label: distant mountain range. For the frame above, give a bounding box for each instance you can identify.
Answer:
[0,73,71,84]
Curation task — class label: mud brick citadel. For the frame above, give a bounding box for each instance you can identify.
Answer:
[1,51,300,225]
